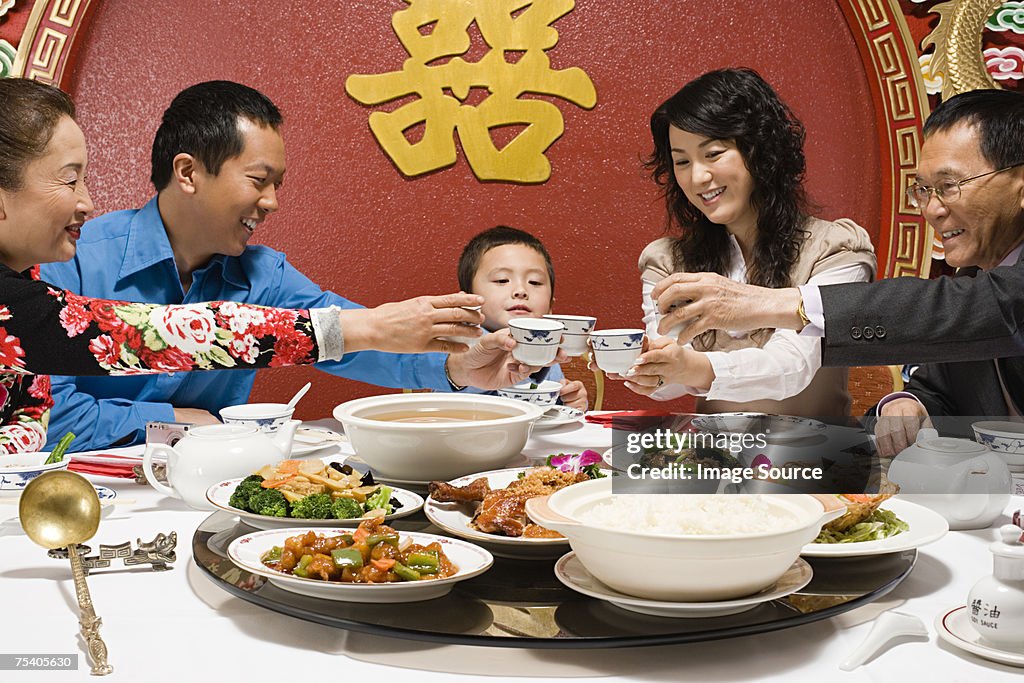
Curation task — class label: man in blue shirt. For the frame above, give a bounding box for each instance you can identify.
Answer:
[41,81,544,450]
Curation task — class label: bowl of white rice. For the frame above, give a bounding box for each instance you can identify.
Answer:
[525,477,844,601]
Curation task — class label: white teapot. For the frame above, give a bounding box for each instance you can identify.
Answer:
[143,421,299,510]
[887,428,1012,530]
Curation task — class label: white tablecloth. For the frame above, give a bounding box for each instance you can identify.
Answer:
[1,418,1021,682]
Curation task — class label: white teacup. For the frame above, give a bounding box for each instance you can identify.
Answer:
[220,402,295,433]
[589,328,645,374]
[497,380,562,407]
[543,314,597,357]
[508,318,564,366]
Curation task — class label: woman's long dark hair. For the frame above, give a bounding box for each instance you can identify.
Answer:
[646,67,810,286]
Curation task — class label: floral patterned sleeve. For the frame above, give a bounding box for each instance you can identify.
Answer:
[0,375,52,453]
[0,266,321,376]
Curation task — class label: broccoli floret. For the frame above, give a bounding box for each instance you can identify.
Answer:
[229,475,265,511]
[331,497,364,520]
[291,493,333,519]
[249,488,289,517]
[364,485,394,515]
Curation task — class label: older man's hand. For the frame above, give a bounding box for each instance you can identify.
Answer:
[875,398,932,458]
[445,329,569,390]
[337,292,485,354]
[651,273,804,343]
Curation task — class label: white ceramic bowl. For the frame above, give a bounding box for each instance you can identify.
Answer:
[589,329,645,374]
[973,421,1024,469]
[526,477,843,602]
[544,315,597,357]
[508,318,564,366]
[220,402,295,432]
[0,452,71,496]
[592,347,643,374]
[497,380,562,406]
[333,394,545,481]
[589,328,645,350]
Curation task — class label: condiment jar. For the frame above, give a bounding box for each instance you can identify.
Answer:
[967,524,1024,650]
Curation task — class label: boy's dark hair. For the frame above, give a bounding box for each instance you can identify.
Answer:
[923,88,1024,169]
[151,80,282,191]
[457,226,555,293]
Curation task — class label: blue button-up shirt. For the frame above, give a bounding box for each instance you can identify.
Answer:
[41,197,450,450]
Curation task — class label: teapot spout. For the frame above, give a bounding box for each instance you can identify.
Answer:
[272,419,301,456]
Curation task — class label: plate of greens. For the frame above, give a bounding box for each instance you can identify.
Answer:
[802,498,948,557]
[206,461,423,530]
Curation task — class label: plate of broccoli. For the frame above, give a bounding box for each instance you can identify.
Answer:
[206,461,423,530]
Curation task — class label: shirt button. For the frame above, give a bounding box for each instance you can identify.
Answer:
[863,326,875,340]
[851,327,862,340]
[875,326,886,339]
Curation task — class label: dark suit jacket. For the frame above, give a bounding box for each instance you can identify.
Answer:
[858,254,1024,434]
[819,255,1024,366]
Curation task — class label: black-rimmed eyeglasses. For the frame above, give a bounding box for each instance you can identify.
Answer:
[906,162,1024,209]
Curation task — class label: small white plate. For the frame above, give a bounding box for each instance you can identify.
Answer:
[290,426,345,457]
[802,498,948,557]
[532,405,584,431]
[227,527,493,602]
[206,477,423,530]
[424,467,571,559]
[936,605,1024,667]
[555,552,813,618]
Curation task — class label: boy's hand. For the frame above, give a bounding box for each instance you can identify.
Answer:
[446,329,568,390]
[558,379,588,411]
[337,293,485,353]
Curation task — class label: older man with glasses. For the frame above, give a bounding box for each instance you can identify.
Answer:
[646,88,1024,454]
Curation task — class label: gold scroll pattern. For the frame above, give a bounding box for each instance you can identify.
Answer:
[12,0,93,84]
[842,0,931,279]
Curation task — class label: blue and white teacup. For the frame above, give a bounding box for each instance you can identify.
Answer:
[220,403,295,433]
[497,380,562,407]
[589,328,645,375]
[543,314,597,357]
[508,318,564,366]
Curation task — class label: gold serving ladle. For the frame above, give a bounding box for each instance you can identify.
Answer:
[19,471,113,676]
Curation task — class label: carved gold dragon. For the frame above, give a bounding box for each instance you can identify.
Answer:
[922,0,1005,98]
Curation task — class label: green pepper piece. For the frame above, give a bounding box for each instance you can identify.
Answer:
[261,546,283,563]
[366,533,399,548]
[392,562,421,582]
[292,554,314,578]
[44,432,76,465]
[331,547,364,569]
[406,550,439,574]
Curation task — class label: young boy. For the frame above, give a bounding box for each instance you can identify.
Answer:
[457,226,588,410]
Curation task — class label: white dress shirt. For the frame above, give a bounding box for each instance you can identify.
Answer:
[642,234,872,402]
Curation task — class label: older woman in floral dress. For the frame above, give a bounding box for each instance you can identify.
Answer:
[0,78,534,453]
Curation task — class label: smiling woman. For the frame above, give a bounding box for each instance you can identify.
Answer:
[625,68,877,417]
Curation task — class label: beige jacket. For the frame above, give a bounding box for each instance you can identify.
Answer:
[638,217,876,417]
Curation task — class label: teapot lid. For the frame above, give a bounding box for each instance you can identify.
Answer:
[916,435,988,455]
[991,524,1024,559]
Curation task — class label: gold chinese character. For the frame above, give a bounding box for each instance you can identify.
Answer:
[346,0,597,183]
